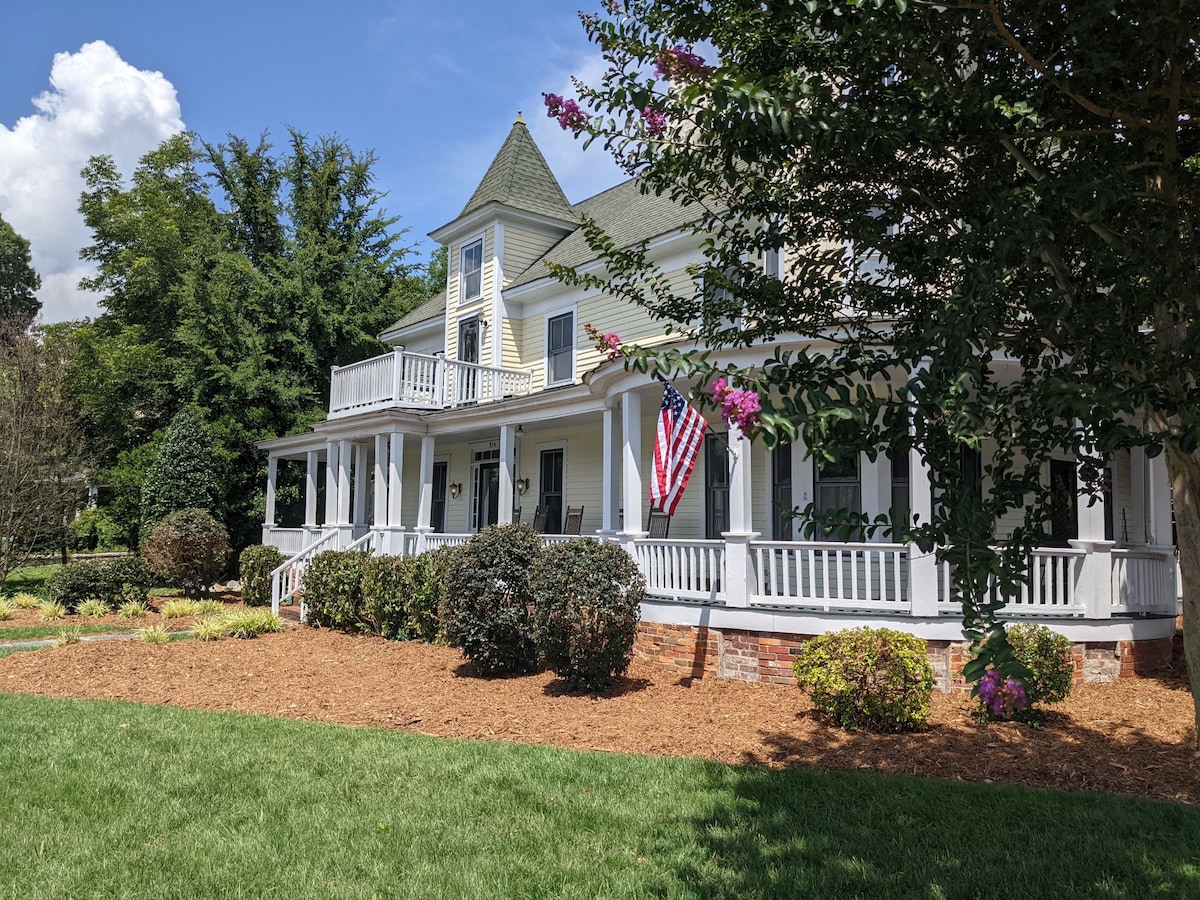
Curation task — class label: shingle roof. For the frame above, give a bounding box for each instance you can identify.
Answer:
[379,290,446,338]
[460,118,577,223]
[507,178,696,289]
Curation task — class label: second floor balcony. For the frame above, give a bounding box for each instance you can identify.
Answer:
[329,349,533,418]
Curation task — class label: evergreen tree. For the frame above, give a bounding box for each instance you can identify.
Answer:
[140,405,222,538]
[0,212,41,332]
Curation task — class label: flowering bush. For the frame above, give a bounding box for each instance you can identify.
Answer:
[710,377,761,435]
[543,93,590,134]
[584,323,622,360]
[977,669,1029,719]
[642,105,666,136]
[654,44,707,80]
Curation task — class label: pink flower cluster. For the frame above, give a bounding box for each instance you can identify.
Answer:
[600,331,622,360]
[642,106,666,136]
[710,378,761,435]
[654,44,706,81]
[543,93,589,134]
[978,670,1029,719]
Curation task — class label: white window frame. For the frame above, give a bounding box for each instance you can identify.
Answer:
[543,305,576,387]
[459,235,485,306]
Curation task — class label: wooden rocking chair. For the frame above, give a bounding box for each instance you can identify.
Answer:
[647,507,671,538]
[562,506,584,535]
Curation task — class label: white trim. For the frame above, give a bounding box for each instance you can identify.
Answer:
[543,303,577,387]
[429,202,576,245]
[491,222,506,369]
[458,233,486,307]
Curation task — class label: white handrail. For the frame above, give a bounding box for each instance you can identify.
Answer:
[632,539,726,603]
[328,350,532,415]
[270,529,339,620]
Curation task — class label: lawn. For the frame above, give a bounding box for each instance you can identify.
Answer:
[0,624,137,642]
[1,694,1196,899]
[2,564,58,598]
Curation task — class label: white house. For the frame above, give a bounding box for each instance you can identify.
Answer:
[258,116,1179,686]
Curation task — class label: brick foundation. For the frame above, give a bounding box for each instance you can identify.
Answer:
[633,623,1176,691]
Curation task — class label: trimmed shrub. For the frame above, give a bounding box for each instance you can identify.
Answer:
[140,405,222,536]
[141,509,230,599]
[793,627,935,732]
[442,525,543,675]
[1006,623,1074,706]
[302,551,370,631]
[406,548,454,642]
[48,560,114,611]
[531,539,645,692]
[239,545,286,607]
[361,555,410,640]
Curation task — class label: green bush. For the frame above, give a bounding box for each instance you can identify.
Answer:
[405,548,454,642]
[302,551,370,631]
[531,540,645,692]
[239,545,286,607]
[1006,623,1074,706]
[361,555,410,640]
[140,405,223,536]
[442,525,543,676]
[141,509,230,598]
[69,508,125,552]
[47,557,153,612]
[793,627,936,732]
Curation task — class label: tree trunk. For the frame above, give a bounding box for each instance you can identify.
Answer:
[1164,441,1200,752]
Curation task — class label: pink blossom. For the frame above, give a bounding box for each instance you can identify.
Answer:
[642,106,667,136]
[543,92,589,134]
[654,44,707,81]
[710,378,760,436]
[602,332,622,360]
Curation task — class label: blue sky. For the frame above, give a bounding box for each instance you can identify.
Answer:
[0,1,625,322]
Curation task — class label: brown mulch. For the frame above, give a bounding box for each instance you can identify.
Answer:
[1,622,1196,806]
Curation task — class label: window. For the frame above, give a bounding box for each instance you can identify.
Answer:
[431,461,448,533]
[546,311,574,385]
[764,247,781,280]
[460,238,483,303]
[889,446,910,535]
[705,433,729,539]
[772,444,793,540]
[815,454,861,539]
[539,448,565,533]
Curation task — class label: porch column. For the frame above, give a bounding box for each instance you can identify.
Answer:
[600,403,620,536]
[908,424,940,617]
[353,442,369,527]
[388,430,405,544]
[264,455,278,526]
[498,424,515,525]
[1147,446,1174,547]
[336,439,352,545]
[859,450,891,538]
[324,439,339,526]
[1129,445,1148,544]
[1071,438,1114,619]
[722,423,758,607]
[415,434,436,553]
[304,449,319,530]
[618,389,645,539]
[374,434,389,528]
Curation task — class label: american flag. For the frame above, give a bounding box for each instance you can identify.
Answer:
[650,381,708,516]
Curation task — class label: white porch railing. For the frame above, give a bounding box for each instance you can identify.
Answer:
[328,349,532,418]
[936,547,1088,616]
[344,529,384,555]
[751,541,909,612]
[633,539,726,603]
[423,533,471,552]
[1111,547,1178,614]
[270,529,339,618]
[262,527,311,556]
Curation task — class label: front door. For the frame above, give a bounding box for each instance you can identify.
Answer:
[473,461,499,531]
[458,318,480,404]
[1048,459,1077,546]
[539,449,564,533]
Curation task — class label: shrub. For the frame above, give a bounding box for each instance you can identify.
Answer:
[239,545,286,607]
[406,548,455,642]
[54,626,83,647]
[361,555,410,640]
[531,539,646,692]
[140,405,222,535]
[69,508,124,552]
[141,509,230,599]
[47,557,153,612]
[442,525,543,676]
[11,592,41,608]
[77,598,111,617]
[302,551,370,631]
[160,599,199,619]
[117,599,151,618]
[39,601,66,621]
[793,627,936,732]
[139,624,170,644]
[1005,623,1074,707]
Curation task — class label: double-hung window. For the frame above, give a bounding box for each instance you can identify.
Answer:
[460,238,483,304]
[546,311,574,385]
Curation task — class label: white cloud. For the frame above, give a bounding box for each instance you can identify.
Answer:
[0,41,185,323]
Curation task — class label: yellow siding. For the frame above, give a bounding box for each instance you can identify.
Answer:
[502,316,522,371]
[503,226,559,285]
[447,229,494,362]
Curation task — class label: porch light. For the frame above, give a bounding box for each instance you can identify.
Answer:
[449,482,463,499]
[516,477,530,495]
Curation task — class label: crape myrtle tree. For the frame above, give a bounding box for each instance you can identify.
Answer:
[554,0,1200,736]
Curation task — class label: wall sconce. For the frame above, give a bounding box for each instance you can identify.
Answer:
[449,482,463,499]
[516,477,530,495]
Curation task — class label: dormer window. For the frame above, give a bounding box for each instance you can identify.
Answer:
[546,310,575,386]
[460,238,483,304]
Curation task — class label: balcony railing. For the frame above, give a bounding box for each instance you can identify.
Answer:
[328,349,533,418]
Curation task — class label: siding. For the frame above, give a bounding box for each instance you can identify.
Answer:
[504,226,560,286]
[447,229,494,362]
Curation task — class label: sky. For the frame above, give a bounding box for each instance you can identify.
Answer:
[0,0,626,323]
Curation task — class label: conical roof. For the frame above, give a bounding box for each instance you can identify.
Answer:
[459,116,577,222]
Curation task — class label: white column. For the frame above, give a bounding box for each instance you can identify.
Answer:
[304,449,319,529]
[619,389,645,537]
[353,443,368,527]
[859,450,891,540]
[908,426,940,617]
[324,439,339,526]
[415,434,435,538]
[374,434,389,528]
[498,424,515,525]
[722,424,758,608]
[388,430,405,533]
[264,455,278,526]
[1071,440,1114,619]
[1147,447,1174,547]
[1129,445,1148,544]
[337,439,352,527]
[600,404,620,535]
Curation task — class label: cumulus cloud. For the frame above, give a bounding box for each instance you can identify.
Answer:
[0,41,184,322]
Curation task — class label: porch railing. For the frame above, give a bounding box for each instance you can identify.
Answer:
[328,349,532,418]
[751,541,909,612]
[1111,547,1178,614]
[633,539,725,603]
[936,547,1087,616]
[262,527,311,556]
[270,529,338,619]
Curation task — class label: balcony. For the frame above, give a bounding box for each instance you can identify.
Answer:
[328,349,533,418]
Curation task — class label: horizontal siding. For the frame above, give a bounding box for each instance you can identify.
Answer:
[504,226,558,285]
[447,229,494,362]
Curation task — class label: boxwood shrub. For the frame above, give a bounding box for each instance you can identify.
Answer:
[141,509,230,598]
[302,551,370,631]
[361,555,410,640]
[442,525,543,675]
[47,556,154,612]
[793,627,935,732]
[239,545,286,607]
[531,539,645,692]
[1005,622,1074,706]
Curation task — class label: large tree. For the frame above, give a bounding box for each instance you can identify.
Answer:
[560,1,1200,738]
[0,212,41,331]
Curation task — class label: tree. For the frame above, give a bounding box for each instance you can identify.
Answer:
[0,212,41,331]
[140,404,222,538]
[0,325,86,589]
[562,1,1200,741]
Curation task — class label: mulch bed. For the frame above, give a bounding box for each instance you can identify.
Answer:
[0,593,246,636]
[1,623,1195,805]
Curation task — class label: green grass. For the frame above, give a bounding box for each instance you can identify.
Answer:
[0,624,134,643]
[2,564,58,598]
[0,645,43,659]
[0,695,1196,899]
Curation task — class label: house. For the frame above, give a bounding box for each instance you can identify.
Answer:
[257,115,1179,687]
